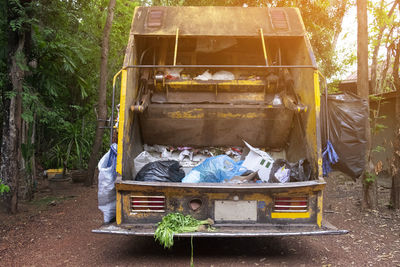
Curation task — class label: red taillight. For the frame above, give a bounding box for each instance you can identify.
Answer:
[274,196,308,212]
[131,196,165,213]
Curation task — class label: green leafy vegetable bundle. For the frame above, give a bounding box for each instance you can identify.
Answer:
[154,213,214,249]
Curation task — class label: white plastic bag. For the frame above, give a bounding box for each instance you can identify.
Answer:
[98,145,117,223]
[178,149,193,161]
[133,151,158,175]
[165,68,183,79]
[212,70,235,80]
[194,70,212,81]
[272,94,282,105]
[273,166,290,183]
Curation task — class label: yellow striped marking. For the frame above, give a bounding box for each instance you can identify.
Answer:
[271,212,310,219]
[313,70,321,113]
[116,190,122,225]
[317,191,323,227]
[116,69,127,175]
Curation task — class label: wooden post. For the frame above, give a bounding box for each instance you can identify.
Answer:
[357,0,376,209]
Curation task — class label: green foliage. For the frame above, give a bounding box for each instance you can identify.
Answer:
[327,79,342,94]
[370,95,388,136]
[0,0,347,174]
[0,179,10,195]
[41,119,94,170]
[368,0,400,93]
[155,213,214,249]
[372,123,388,134]
[372,145,385,153]
[364,171,377,185]
[0,0,139,171]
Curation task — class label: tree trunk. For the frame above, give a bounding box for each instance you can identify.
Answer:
[1,32,25,214]
[357,0,377,210]
[370,0,398,93]
[86,0,116,186]
[391,41,400,209]
[29,115,36,201]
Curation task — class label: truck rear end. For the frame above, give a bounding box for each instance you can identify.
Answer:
[94,6,347,237]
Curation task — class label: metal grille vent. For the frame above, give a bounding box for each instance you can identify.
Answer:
[270,10,289,31]
[131,195,165,213]
[147,9,164,28]
[274,196,308,212]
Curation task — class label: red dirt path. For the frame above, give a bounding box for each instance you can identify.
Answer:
[1,171,399,266]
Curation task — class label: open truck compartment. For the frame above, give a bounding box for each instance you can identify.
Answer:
[94,6,347,236]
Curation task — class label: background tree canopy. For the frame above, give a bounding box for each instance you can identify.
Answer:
[0,0,355,208]
[0,0,347,173]
[1,0,137,172]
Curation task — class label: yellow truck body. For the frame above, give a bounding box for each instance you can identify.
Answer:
[94,6,347,237]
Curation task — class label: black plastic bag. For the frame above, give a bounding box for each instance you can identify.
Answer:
[269,159,311,183]
[135,160,185,182]
[321,93,368,178]
[289,159,311,182]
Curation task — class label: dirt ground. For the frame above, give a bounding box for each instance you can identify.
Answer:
[1,171,399,267]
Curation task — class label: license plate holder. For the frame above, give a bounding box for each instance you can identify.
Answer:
[214,200,257,222]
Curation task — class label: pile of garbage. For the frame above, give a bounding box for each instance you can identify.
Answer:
[133,141,311,184]
[163,68,238,81]
[97,141,311,222]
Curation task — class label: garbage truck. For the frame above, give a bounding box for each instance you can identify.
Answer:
[93,6,347,237]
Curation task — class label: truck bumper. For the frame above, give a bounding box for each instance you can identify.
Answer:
[92,220,348,237]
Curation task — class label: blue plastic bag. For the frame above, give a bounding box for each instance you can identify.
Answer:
[182,155,247,183]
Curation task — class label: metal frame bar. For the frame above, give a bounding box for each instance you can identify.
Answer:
[93,222,349,236]
[259,28,269,66]
[123,64,316,69]
[109,70,123,145]
[173,28,179,66]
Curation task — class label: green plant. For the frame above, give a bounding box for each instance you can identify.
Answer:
[155,213,214,249]
[0,179,10,195]
[45,120,92,170]
[46,144,65,168]
[155,213,214,266]
[364,171,377,185]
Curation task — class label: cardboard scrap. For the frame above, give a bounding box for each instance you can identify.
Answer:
[241,141,274,182]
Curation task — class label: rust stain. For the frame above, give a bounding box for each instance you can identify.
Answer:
[168,108,204,119]
[217,112,265,119]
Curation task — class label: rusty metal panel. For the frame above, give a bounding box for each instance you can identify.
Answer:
[115,180,325,226]
[152,92,267,104]
[132,7,305,36]
[139,103,294,148]
[94,178,349,237]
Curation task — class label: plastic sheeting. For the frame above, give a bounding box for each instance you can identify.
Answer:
[321,93,368,178]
